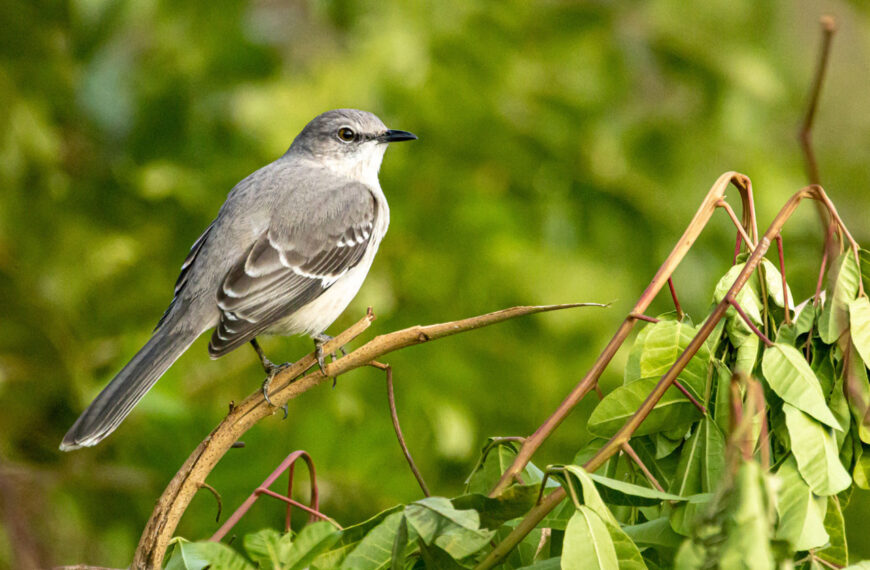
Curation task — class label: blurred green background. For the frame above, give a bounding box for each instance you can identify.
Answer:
[2,0,870,567]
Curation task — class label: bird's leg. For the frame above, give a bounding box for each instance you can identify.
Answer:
[313,333,347,385]
[250,338,290,416]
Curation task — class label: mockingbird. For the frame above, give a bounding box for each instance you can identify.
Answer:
[61,109,416,450]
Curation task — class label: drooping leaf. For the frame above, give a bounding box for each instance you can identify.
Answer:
[588,377,703,438]
[849,296,870,365]
[165,539,255,570]
[623,320,711,399]
[243,528,289,568]
[451,484,540,529]
[283,522,342,570]
[760,258,795,309]
[465,438,546,495]
[587,472,686,506]
[854,446,870,490]
[562,506,619,570]
[403,496,494,560]
[623,517,684,549]
[774,456,829,550]
[701,418,726,492]
[605,520,648,570]
[713,361,732,436]
[312,506,403,569]
[713,263,763,348]
[762,343,841,430]
[718,461,775,570]
[783,404,852,496]
[733,333,760,376]
[819,252,861,343]
[339,511,415,570]
[845,340,870,444]
[654,432,683,459]
[817,495,849,568]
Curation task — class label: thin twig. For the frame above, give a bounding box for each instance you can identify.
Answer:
[672,381,708,415]
[383,364,431,496]
[135,303,598,568]
[800,16,837,187]
[776,235,791,323]
[668,278,684,320]
[629,312,659,323]
[487,172,755,498]
[718,199,756,251]
[198,482,223,523]
[621,442,665,493]
[726,297,774,347]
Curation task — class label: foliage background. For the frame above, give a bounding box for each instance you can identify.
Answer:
[1,0,869,566]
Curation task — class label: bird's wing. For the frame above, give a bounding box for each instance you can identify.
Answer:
[156,220,217,329]
[208,182,377,356]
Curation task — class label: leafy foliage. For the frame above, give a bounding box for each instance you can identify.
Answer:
[169,249,870,568]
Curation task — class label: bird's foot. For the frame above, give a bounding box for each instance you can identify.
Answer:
[261,362,293,416]
[313,334,347,382]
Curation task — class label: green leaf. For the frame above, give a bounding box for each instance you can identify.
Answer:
[846,339,870,444]
[654,432,683,459]
[713,361,732,436]
[774,457,829,550]
[465,439,547,495]
[588,377,703,438]
[587,472,686,506]
[390,515,408,570]
[623,517,684,549]
[819,252,861,343]
[606,520,648,570]
[451,484,540,529]
[623,320,711,399]
[517,558,561,569]
[783,404,852,495]
[701,418,726,492]
[165,539,255,570]
[404,496,494,560]
[760,258,794,309]
[818,496,848,567]
[719,461,775,570]
[668,423,703,497]
[669,494,713,537]
[762,343,841,430]
[562,506,620,570]
[554,465,618,525]
[850,296,870,364]
[733,333,759,376]
[283,522,341,570]
[340,511,415,570]
[243,528,289,568]
[312,506,402,569]
[854,446,870,489]
[713,263,763,346]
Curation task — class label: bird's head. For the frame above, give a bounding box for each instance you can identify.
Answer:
[288,109,416,184]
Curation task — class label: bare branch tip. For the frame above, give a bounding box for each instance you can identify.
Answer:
[820,15,837,33]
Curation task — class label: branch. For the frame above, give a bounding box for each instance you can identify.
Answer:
[132,303,603,568]
[476,183,848,569]
[487,171,755,497]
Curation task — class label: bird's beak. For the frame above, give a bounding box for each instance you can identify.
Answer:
[378,129,417,143]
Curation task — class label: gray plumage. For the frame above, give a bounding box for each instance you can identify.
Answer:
[61,109,416,450]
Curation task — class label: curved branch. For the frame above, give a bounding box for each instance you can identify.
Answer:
[132,302,604,568]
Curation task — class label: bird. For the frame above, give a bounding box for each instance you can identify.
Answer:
[60,109,416,450]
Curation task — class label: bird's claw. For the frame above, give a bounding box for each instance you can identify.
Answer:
[313,334,346,381]
[261,361,292,408]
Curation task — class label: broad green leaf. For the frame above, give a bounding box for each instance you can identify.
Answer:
[668,422,703,497]
[846,340,870,444]
[165,539,255,570]
[623,320,711,399]
[654,432,683,459]
[831,376,852,449]
[417,542,467,569]
[312,506,402,569]
[733,333,759,376]
[465,439,548,494]
[760,258,794,309]
[819,252,861,343]
[562,506,619,570]
[623,517,683,548]
[556,465,618,525]
[854,447,870,489]
[517,558,561,569]
[818,496,848,568]
[669,494,713,537]
[850,296,870,364]
[588,377,703,438]
[390,515,407,570]
[774,457,829,550]
[283,522,341,570]
[713,263,763,327]
[404,496,494,560]
[605,520,647,570]
[701,419,726,492]
[762,343,841,430]
[587,472,686,506]
[783,404,852,495]
[496,522,548,568]
[713,361,732,436]
[340,511,414,570]
[719,461,775,570]
[243,528,291,568]
[451,484,540,529]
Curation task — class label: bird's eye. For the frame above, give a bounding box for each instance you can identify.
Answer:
[337,127,355,142]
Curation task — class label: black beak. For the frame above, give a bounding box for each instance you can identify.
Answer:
[378,129,417,143]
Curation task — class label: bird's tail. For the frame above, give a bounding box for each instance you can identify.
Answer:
[60,324,199,451]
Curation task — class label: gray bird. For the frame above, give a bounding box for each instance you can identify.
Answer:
[61,109,416,450]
